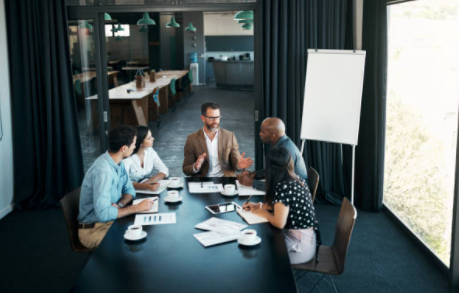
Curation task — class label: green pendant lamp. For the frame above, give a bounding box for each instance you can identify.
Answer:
[111,24,118,32]
[139,26,148,33]
[166,17,180,28]
[115,36,122,41]
[104,13,112,21]
[78,20,93,30]
[185,23,196,32]
[241,23,253,30]
[116,23,124,31]
[238,19,253,24]
[234,10,253,20]
[137,12,155,25]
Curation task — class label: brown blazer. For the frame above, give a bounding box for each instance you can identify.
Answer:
[183,128,241,177]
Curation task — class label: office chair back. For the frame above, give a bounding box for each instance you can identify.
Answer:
[169,78,176,96]
[308,167,319,203]
[332,197,357,274]
[60,188,94,253]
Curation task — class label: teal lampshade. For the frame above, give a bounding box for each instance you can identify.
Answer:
[78,20,93,30]
[166,17,180,28]
[115,36,122,41]
[104,13,112,21]
[241,23,253,30]
[111,25,118,32]
[234,10,253,20]
[139,26,148,33]
[238,19,254,24]
[116,23,124,31]
[185,23,196,32]
[137,12,155,25]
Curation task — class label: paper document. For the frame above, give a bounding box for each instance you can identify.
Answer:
[136,179,169,195]
[134,213,176,226]
[194,231,240,247]
[236,180,266,196]
[132,197,158,213]
[188,182,223,193]
[195,217,247,234]
[237,209,269,225]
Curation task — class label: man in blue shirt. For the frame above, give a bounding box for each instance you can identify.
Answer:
[237,118,307,191]
[78,126,155,248]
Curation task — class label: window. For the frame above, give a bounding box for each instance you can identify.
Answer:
[384,0,459,266]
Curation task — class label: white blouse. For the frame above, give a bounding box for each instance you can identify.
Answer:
[123,147,169,182]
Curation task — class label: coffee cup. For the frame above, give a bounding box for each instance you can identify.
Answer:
[169,178,181,188]
[224,184,236,194]
[167,190,179,200]
[239,229,257,244]
[126,225,143,238]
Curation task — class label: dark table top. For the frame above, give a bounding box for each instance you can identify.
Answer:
[72,177,298,293]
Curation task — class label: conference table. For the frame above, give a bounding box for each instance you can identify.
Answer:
[72,177,298,293]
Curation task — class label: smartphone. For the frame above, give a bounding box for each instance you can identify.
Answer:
[205,202,242,214]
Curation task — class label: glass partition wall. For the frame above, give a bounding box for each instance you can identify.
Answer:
[68,19,104,172]
[384,0,459,267]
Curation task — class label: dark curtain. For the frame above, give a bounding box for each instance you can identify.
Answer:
[354,0,387,211]
[261,0,354,205]
[6,0,84,209]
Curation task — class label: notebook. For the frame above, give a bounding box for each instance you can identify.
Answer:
[237,209,269,225]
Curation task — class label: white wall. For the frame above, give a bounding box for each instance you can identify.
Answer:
[204,13,254,36]
[0,0,14,220]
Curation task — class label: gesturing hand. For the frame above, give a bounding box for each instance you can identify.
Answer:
[237,152,253,170]
[194,152,207,171]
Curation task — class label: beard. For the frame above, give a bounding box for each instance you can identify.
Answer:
[205,121,219,132]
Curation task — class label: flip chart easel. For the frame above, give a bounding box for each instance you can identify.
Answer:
[300,49,366,204]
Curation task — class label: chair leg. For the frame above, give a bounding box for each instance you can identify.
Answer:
[327,275,338,293]
[307,273,326,293]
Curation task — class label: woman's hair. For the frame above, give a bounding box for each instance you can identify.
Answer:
[133,125,150,154]
[264,147,304,206]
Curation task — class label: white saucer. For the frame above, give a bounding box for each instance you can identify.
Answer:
[165,196,183,203]
[238,236,262,246]
[221,190,239,197]
[124,231,147,241]
[168,183,184,189]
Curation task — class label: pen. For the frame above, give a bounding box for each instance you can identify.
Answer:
[244,194,253,205]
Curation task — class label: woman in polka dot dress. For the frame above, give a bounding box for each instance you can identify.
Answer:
[242,147,321,264]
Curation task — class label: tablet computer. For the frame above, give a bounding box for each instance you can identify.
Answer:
[205,202,242,214]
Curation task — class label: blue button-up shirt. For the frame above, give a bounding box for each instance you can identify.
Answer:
[78,152,136,223]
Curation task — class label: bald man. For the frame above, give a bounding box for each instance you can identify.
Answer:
[237,117,307,190]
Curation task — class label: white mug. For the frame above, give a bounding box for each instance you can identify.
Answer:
[224,184,236,194]
[169,178,181,188]
[167,190,179,200]
[126,225,142,238]
[239,229,257,243]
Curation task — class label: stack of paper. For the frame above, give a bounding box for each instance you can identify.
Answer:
[236,180,266,196]
[237,209,269,225]
[188,182,223,193]
[136,179,170,194]
[132,197,159,213]
[194,217,247,247]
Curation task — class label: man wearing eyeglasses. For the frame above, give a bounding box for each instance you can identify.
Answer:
[183,102,253,177]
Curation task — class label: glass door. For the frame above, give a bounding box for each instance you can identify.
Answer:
[68,16,108,172]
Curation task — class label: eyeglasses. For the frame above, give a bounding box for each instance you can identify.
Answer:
[204,115,221,122]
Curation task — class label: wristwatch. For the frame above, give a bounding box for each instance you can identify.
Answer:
[117,202,125,208]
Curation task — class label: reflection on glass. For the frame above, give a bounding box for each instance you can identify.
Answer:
[384,0,459,266]
[68,20,100,172]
